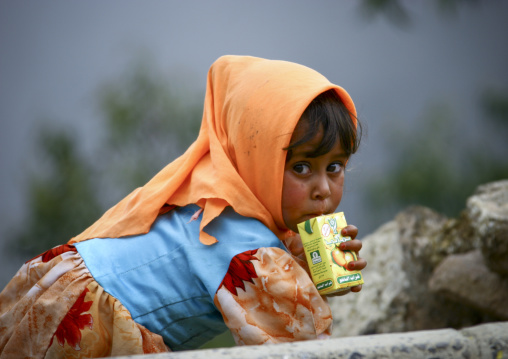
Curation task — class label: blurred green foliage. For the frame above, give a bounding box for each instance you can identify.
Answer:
[95,62,202,205]
[359,0,506,221]
[200,330,236,349]
[366,89,508,219]
[359,0,479,28]
[9,61,202,257]
[10,128,102,256]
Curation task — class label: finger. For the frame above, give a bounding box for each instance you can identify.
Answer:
[347,257,367,271]
[341,225,358,239]
[339,239,362,252]
[325,288,351,297]
[350,284,363,293]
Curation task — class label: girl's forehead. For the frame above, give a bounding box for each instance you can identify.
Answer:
[290,118,311,141]
[291,132,325,154]
[289,118,323,145]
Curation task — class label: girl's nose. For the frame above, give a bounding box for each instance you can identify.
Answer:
[312,174,331,200]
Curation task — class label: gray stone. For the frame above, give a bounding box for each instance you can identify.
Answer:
[462,322,508,359]
[466,180,508,277]
[329,219,410,336]
[329,181,508,336]
[329,206,488,337]
[111,322,508,359]
[428,249,508,320]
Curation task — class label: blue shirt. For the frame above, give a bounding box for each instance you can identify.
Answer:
[75,204,286,350]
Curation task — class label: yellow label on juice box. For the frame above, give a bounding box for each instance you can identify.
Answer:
[297,212,364,295]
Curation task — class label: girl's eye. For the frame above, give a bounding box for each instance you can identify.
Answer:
[293,163,311,175]
[327,162,343,174]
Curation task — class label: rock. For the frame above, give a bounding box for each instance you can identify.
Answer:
[329,220,410,337]
[116,322,508,359]
[329,180,508,337]
[465,180,508,277]
[330,207,480,337]
[428,249,508,320]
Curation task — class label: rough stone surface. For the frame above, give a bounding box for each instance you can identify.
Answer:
[461,321,508,359]
[466,180,508,277]
[329,210,482,337]
[111,322,508,359]
[329,180,508,337]
[328,219,411,336]
[428,249,508,320]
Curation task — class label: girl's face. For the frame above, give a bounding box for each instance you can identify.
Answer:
[282,123,348,232]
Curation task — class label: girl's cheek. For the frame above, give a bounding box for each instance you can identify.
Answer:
[282,179,307,207]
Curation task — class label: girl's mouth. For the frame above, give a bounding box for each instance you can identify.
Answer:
[301,213,324,222]
[302,209,335,222]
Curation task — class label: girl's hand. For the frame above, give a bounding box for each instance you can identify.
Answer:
[326,224,367,297]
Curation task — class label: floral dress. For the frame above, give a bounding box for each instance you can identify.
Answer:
[0,206,332,358]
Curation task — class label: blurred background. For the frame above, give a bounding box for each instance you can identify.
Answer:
[1,0,507,293]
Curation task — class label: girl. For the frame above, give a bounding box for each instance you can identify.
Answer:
[0,55,366,357]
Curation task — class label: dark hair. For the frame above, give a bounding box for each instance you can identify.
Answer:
[285,89,362,160]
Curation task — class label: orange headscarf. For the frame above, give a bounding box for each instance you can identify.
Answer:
[69,55,357,245]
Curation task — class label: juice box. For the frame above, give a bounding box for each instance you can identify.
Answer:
[297,212,363,295]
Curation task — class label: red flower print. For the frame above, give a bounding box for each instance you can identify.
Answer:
[26,244,77,263]
[50,288,93,351]
[220,249,259,296]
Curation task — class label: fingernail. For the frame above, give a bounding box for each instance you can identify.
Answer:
[339,243,346,250]
[348,262,355,270]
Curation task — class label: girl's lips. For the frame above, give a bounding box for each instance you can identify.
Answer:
[301,210,335,222]
[298,208,334,225]
[301,213,324,222]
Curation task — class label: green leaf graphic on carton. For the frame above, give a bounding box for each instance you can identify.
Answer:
[304,220,313,234]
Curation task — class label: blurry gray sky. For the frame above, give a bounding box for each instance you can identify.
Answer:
[1,1,508,284]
